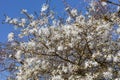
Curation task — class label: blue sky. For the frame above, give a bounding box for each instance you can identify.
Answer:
[0,0,86,43]
[0,0,46,42]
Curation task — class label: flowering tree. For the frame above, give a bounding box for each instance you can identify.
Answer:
[4,0,120,80]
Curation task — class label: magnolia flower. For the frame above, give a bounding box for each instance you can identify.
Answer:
[52,75,64,80]
[76,15,85,23]
[9,18,18,24]
[38,27,49,35]
[41,61,49,69]
[18,34,24,38]
[113,56,119,62]
[21,9,27,13]
[66,16,71,23]
[101,2,107,6]
[71,9,78,17]
[8,32,14,41]
[103,71,113,79]
[29,14,34,19]
[117,51,120,56]
[11,42,17,46]
[84,60,98,68]
[21,18,26,23]
[15,50,22,60]
[117,28,120,33]
[29,28,37,34]
[62,66,68,73]
[57,45,64,51]
[106,55,112,61]
[30,21,36,27]
[115,78,120,80]
[25,57,38,66]
[18,18,26,27]
[41,4,49,12]
[28,41,36,48]
[12,18,18,24]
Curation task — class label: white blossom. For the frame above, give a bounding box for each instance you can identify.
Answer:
[41,61,49,69]
[76,15,85,23]
[106,55,113,61]
[113,56,119,62]
[117,51,120,56]
[30,21,36,26]
[27,41,36,48]
[12,18,18,24]
[29,28,37,34]
[18,34,24,38]
[52,75,64,80]
[5,2,120,80]
[115,78,120,80]
[71,9,78,17]
[62,66,68,73]
[25,57,38,66]
[21,18,26,23]
[8,32,14,41]
[57,45,64,51]
[15,50,22,60]
[29,14,34,19]
[101,2,107,6]
[103,71,113,79]
[41,4,49,12]
[117,28,120,33]
[84,60,98,68]
[21,9,27,13]
[66,16,71,22]
[11,42,17,46]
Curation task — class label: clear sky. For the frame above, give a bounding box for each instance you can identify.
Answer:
[0,0,87,43]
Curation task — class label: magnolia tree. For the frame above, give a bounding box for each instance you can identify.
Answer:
[4,0,120,80]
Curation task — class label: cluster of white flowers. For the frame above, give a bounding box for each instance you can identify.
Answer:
[27,40,36,48]
[103,71,113,79]
[6,1,120,80]
[51,75,64,80]
[30,21,36,27]
[84,60,98,68]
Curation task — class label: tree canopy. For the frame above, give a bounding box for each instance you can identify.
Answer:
[1,0,120,80]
